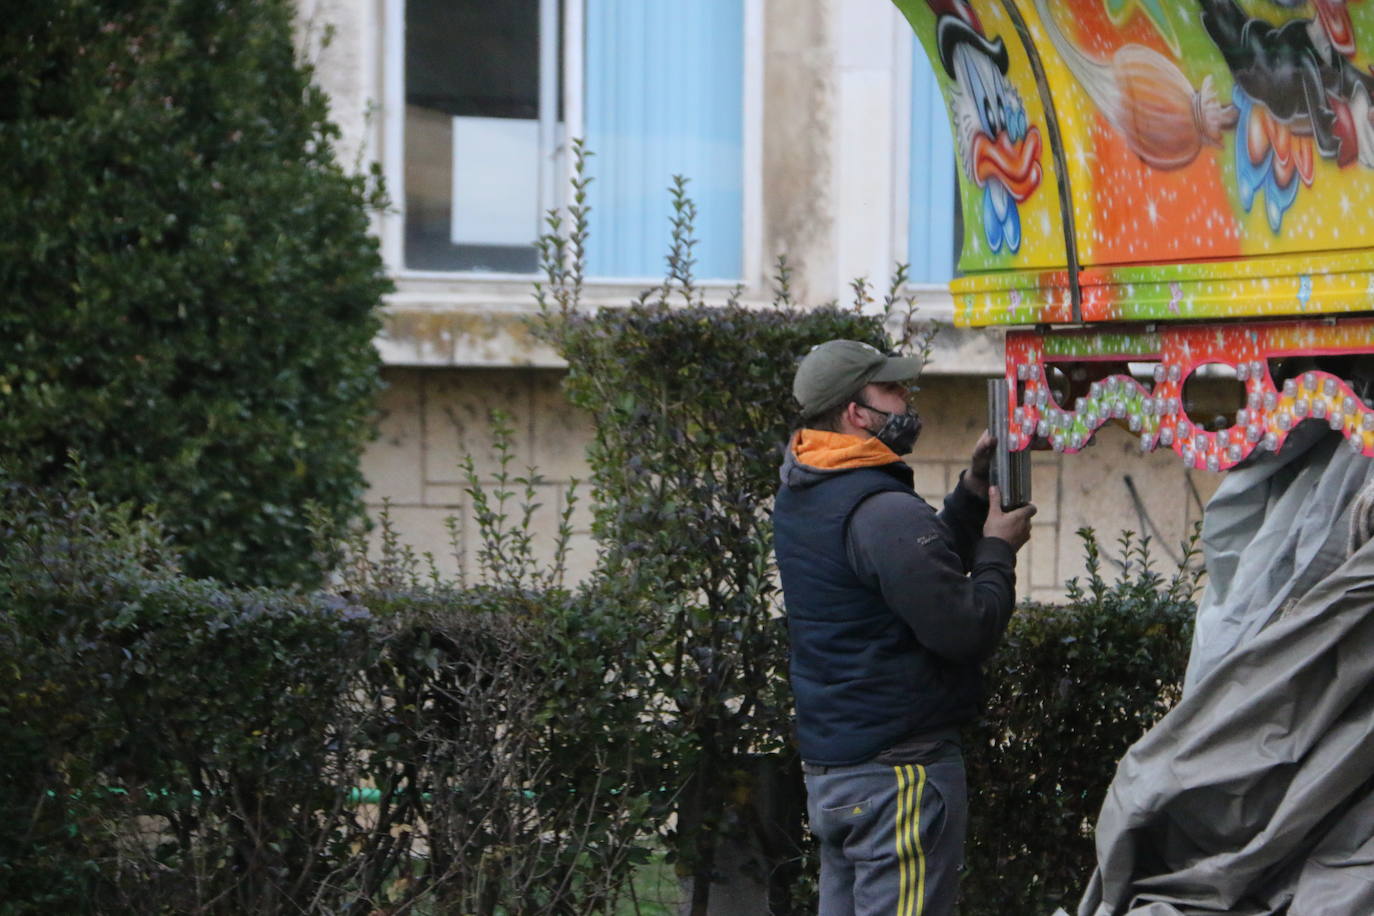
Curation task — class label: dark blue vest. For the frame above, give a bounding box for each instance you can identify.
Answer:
[774,464,982,765]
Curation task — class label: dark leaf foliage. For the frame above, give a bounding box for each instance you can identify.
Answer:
[0,479,661,914]
[0,0,390,587]
[0,480,1200,914]
[960,528,1202,915]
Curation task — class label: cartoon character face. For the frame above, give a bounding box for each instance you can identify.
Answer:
[959,41,1029,148]
[950,40,1043,253]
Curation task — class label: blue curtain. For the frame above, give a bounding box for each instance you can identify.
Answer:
[908,47,956,283]
[584,0,744,280]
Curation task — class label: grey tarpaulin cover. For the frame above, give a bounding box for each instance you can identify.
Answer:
[1069,420,1374,916]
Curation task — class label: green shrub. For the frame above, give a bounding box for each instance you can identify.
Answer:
[0,447,659,913]
[536,155,938,914]
[0,0,389,588]
[0,479,377,913]
[960,528,1202,916]
[331,425,662,914]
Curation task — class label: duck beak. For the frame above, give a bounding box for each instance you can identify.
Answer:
[972,125,1043,202]
[1314,0,1356,58]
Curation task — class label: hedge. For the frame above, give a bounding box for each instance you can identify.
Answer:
[0,477,660,914]
[0,0,390,588]
[0,476,1199,914]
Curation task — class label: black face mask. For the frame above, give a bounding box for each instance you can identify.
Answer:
[857,402,923,456]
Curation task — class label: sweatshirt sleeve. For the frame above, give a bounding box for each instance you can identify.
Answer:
[935,471,991,573]
[846,490,1016,664]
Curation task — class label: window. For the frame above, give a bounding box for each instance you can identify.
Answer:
[396,0,747,280]
[583,1,744,279]
[908,45,959,283]
[403,0,561,273]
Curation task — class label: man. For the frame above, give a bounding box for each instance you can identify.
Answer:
[773,339,1035,915]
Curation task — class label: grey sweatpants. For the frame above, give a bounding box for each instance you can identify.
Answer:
[804,752,967,916]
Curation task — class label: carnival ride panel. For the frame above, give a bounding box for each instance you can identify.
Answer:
[895,0,1374,327]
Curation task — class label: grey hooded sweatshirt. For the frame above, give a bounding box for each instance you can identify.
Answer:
[778,441,1018,666]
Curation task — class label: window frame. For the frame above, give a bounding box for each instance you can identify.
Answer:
[379,0,764,289]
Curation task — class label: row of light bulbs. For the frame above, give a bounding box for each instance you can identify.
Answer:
[1006,359,1374,470]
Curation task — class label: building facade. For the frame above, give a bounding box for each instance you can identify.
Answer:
[301,0,1218,601]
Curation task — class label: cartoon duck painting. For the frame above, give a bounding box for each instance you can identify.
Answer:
[928,0,1043,254]
[1035,0,1374,233]
[1202,0,1374,229]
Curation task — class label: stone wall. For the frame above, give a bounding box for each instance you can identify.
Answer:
[363,367,1221,602]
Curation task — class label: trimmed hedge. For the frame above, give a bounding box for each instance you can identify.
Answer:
[0,478,1199,914]
[0,482,375,912]
[555,297,892,913]
[0,480,659,914]
[0,0,389,588]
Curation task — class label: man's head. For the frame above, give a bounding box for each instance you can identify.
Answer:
[792,340,924,452]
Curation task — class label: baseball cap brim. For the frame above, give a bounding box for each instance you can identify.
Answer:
[869,354,924,384]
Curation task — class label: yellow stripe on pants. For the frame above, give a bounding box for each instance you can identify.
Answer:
[894,764,928,915]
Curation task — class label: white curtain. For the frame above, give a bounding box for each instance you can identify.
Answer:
[584,0,744,280]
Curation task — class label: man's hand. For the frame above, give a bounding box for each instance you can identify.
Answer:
[964,430,995,500]
[984,486,1036,551]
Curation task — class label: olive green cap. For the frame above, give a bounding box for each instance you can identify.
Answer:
[792,339,923,419]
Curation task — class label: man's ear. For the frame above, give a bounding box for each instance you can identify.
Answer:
[840,400,868,436]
